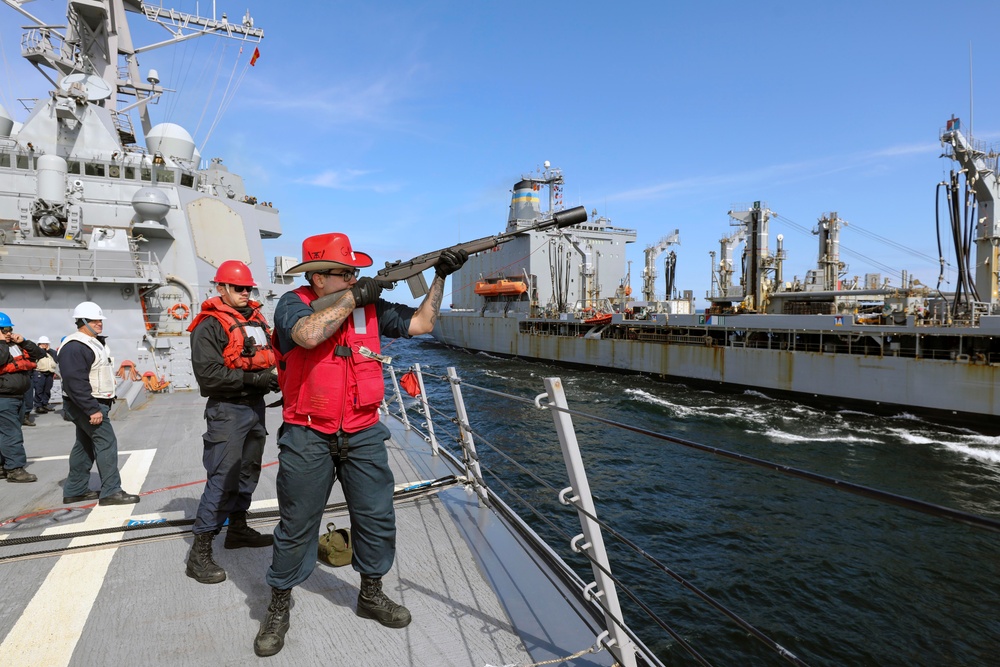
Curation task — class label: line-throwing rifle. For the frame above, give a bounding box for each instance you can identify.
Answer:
[311,205,587,311]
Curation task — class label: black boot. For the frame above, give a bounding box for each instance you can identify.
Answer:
[254,587,291,657]
[225,510,273,549]
[186,533,226,584]
[356,576,411,628]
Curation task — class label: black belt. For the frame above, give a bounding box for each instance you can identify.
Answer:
[97,398,114,406]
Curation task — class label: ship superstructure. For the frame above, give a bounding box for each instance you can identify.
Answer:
[435,135,1000,423]
[0,0,296,390]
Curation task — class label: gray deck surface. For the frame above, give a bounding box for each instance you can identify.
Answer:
[0,391,613,666]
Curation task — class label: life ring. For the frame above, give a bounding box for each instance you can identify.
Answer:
[167,303,190,320]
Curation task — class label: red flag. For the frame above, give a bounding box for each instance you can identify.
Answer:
[399,371,420,398]
[250,47,261,66]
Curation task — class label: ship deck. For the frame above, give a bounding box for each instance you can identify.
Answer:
[0,391,613,666]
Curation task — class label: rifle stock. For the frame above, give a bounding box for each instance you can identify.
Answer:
[310,205,587,309]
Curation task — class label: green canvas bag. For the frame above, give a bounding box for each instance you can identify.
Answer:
[317,522,352,567]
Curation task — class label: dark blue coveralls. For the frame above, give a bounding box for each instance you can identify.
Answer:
[265,293,414,590]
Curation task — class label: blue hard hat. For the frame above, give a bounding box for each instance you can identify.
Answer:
[0,312,12,327]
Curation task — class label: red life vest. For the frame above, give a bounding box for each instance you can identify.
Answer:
[0,348,37,374]
[187,297,276,371]
[274,285,384,434]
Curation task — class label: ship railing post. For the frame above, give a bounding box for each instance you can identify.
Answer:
[413,363,439,456]
[386,364,411,431]
[447,366,487,506]
[543,376,638,667]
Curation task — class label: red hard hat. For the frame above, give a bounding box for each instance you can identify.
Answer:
[286,233,373,274]
[213,260,257,286]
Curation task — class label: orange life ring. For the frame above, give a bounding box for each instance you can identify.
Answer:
[167,303,190,320]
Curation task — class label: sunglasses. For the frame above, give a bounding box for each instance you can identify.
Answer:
[228,285,254,293]
[0,327,12,334]
[318,269,358,280]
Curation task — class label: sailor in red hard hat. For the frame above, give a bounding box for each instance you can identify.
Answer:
[185,259,279,585]
[252,232,467,656]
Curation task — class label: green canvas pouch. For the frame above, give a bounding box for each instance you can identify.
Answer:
[317,522,352,567]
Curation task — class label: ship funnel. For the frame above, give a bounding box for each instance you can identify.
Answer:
[508,179,541,225]
[146,122,196,163]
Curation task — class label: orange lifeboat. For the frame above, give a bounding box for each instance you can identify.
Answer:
[474,280,528,297]
[584,313,613,325]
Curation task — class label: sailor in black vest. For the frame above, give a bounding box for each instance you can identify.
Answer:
[0,311,44,483]
[59,302,140,505]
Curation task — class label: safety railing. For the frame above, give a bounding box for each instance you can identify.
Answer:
[378,359,1000,667]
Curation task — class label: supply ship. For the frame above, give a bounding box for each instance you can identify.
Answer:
[433,140,1000,425]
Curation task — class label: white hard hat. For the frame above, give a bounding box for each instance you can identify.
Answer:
[73,301,106,320]
[38,335,51,344]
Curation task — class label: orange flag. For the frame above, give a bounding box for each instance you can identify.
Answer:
[250,47,261,66]
[399,371,420,398]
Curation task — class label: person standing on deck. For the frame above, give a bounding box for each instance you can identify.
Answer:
[59,302,140,505]
[185,260,279,584]
[0,312,44,483]
[31,336,58,414]
[252,233,467,657]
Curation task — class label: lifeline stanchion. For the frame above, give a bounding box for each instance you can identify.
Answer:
[413,363,439,455]
[447,366,488,506]
[385,364,411,431]
[542,376,638,667]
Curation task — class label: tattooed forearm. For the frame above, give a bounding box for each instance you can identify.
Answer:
[291,295,355,348]
[426,276,445,324]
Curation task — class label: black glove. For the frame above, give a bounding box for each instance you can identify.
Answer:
[435,248,469,279]
[350,277,382,307]
[244,370,279,393]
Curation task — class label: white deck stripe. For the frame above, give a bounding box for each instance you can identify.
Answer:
[0,449,155,666]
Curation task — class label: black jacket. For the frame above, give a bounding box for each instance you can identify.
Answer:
[0,338,45,396]
[190,314,270,401]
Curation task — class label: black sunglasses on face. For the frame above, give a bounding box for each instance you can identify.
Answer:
[0,327,12,334]
[228,285,254,293]
[319,269,358,280]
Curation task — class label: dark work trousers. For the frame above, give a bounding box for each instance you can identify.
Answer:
[192,399,267,535]
[0,396,27,470]
[19,386,32,422]
[63,399,123,499]
[32,371,54,409]
[266,420,395,590]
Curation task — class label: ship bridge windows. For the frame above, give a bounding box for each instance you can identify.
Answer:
[84,162,105,177]
[15,154,33,170]
[140,166,152,182]
[0,153,9,168]
[67,160,81,174]
[154,168,175,184]
[180,172,194,188]
[125,165,137,180]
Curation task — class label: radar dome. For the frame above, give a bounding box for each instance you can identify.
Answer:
[0,103,13,138]
[132,187,171,224]
[145,123,196,162]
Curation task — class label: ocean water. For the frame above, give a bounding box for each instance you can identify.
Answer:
[384,335,1000,667]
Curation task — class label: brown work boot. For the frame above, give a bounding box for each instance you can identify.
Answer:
[254,587,291,657]
[6,467,37,483]
[357,576,411,628]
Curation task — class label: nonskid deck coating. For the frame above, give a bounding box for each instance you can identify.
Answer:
[0,391,613,666]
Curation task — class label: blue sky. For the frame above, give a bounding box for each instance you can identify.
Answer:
[3,1,1000,306]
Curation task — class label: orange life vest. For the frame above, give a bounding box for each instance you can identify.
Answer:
[274,285,384,434]
[187,297,276,371]
[0,348,37,375]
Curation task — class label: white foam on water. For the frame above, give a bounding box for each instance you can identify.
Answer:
[940,443,1000,465]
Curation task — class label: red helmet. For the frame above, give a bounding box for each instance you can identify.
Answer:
[285,233,373,274]
[213,260,257,286]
